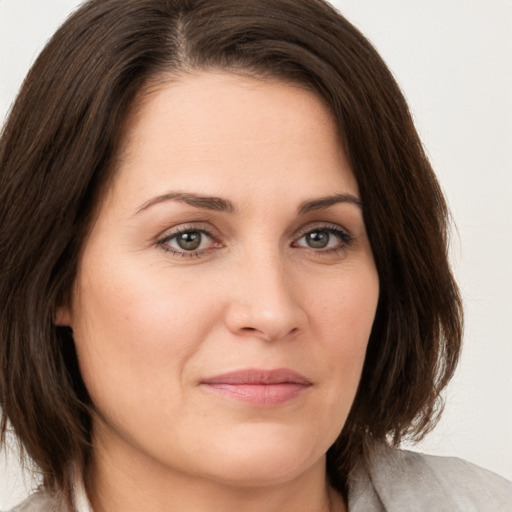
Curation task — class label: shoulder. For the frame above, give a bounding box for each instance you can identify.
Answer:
[4,480,91,512]
[349,444,512,511]
[4,490,69,512]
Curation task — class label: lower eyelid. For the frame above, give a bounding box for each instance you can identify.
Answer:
[161,247,207,258]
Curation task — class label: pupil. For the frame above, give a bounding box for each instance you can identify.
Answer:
[306,231,329,249]
[177,232,201,250]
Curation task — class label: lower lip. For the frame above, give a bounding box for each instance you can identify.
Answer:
[201,383,310,406]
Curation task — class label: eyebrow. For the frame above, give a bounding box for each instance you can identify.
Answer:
[135,191,362,216]
[136,191,237,215]
[297,193,363,214]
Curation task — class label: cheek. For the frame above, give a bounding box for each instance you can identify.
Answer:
[310,266,378,400]
[69,259,221,406]
[313,261,378,339]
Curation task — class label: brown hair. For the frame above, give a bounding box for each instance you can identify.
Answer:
[0,0,462,501]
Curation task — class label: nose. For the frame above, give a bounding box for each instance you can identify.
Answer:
[223,253,307,342]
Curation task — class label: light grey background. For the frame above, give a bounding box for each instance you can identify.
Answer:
[1,0,511,508]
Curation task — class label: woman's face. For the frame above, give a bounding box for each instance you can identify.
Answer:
[59,71,379,488]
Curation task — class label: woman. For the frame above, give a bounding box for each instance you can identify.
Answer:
[0,0,510,510]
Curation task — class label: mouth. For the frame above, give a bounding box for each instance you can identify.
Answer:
[200,368,313,406]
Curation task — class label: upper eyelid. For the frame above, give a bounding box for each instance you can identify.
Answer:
[158,222,220,240]
[158,220,349,236]
[157,221,352,240]
[292,221,352,239]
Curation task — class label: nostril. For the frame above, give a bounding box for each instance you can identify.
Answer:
[238,325,300,342]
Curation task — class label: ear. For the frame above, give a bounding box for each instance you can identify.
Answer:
[54,305,73,327]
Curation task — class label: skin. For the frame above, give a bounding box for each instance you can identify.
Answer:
[57,71,379,512]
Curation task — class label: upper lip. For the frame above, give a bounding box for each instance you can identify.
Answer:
[200,368,312,385]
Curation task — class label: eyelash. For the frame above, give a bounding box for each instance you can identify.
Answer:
[156,223,353,259]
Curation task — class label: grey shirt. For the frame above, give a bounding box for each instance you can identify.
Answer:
[7,446,512,511]
[348,445,512,511]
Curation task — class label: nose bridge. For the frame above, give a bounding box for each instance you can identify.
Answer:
[225,244,305,341]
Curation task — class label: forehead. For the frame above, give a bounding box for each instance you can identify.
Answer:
[108,70,358,208]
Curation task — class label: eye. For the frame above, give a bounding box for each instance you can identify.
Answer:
[159,227,219,257]
[294,226,352,252]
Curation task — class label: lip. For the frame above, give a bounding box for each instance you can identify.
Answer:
[200,368,312,406]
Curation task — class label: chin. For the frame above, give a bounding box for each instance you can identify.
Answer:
[191,426,330,488]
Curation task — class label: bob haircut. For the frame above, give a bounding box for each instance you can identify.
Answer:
[0,0,462,501]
